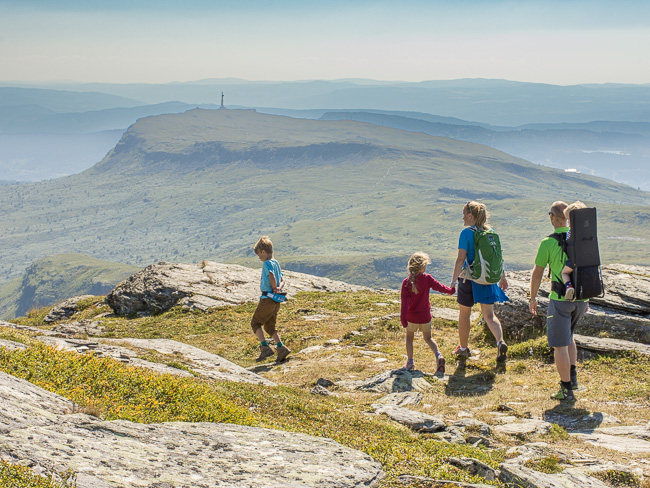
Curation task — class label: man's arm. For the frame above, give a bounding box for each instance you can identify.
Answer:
[529,265,545,315]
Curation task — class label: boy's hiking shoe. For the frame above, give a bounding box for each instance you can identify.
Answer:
[551,384,575,401]
[404,359,415,371]
[496,341,508,362]
[276,345,291,362]
[436,357,445,375]
[256,345,275,362]
[452,345,471,358]
[570,369,579,389]
[565,286,575,301]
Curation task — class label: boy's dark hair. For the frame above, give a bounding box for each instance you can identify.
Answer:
[254,236,273,255]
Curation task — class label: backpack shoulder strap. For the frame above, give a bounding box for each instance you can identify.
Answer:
[547,232,568,280]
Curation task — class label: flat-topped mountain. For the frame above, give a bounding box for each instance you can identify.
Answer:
[0,108,648,291]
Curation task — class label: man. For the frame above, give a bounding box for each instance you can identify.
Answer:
[530,201,588,401]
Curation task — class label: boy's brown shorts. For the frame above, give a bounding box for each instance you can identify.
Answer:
[251,298,281,335]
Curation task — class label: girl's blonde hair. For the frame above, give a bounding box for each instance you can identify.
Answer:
[464,201,489,229]
[407,252,431,294]
[564,200,588,220]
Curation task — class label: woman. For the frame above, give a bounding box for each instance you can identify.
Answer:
[451,201,509,363]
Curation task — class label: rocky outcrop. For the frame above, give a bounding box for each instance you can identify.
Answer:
[106,261,367,315]
[43,295,95,323]
[496,264,650,344]
[0,372,385,488]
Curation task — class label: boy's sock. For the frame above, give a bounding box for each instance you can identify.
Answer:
[276,341,284,348]
[435,351,442,361]
[561,380,573,391]
[261,340,269,347]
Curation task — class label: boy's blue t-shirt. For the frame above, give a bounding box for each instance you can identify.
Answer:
[260,258,283,293]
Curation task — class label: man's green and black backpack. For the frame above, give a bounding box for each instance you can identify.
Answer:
[549,207,605,300]
[462,227,504,285]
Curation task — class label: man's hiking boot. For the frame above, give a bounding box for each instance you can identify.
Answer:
[564,285,575,301]
[496,341,508,362]
[570,369,578,389]
[551,384,575,401]
[256,345,275,362]
[452,345,471,359]
[276,345,291,362]
[404,358,415,371]
[436,357,445,375]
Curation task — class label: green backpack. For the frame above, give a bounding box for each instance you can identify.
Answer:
[463,227,504,285]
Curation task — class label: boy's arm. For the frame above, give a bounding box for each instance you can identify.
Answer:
[268,272,279,293]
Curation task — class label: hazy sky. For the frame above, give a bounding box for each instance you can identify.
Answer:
[1,0,649,85]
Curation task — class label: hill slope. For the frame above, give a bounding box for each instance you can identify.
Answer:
[0,254,139,320]
[0,108,648,289]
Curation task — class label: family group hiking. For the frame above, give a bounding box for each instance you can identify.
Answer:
[250,199,603,403]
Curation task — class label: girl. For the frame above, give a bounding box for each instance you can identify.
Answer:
[451,201,509,362]
[401,252,456,373]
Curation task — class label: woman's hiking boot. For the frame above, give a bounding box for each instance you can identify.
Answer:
[551,383,575,401]
[256,345,275,362]
[496,341,508,362]
[452,345,471,359]
[276,345,291,362]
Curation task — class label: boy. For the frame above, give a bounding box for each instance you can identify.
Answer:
[251,236,291,362]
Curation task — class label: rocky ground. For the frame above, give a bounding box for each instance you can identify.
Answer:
[1,261,649,488]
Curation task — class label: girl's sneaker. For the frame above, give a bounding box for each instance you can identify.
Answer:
[404,358,415,371]
[436,357,446,375]
[452,345,471,358]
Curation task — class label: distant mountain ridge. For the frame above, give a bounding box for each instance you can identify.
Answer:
[0,108,647,292]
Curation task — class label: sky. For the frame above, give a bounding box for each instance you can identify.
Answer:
[1,0,649,86]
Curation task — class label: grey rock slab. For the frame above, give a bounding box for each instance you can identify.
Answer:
[101,338,276,387]
[35,336,196,378]
[447,457,498,481]
[373,391,423,407]
[1,372,385,488]
[0,371,77,432]
[452,418,491,436]
[493,418,552,436]
[499,462,610,488]
[343,369,436,393]
[574,334,650,355]
[435,425,466,444]
[571,432,650,453]
[106,261,367,315]
[0,338,27,351]
[375,405,446,433]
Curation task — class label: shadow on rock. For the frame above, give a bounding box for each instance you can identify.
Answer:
[543,403,591,429]
[445,362,496,397]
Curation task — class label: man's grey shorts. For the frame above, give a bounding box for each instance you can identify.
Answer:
[546,299,588,348]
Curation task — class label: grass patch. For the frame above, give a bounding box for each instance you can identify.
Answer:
[0,461,76,488]
[593,469,642,487]
[523,455,564,474]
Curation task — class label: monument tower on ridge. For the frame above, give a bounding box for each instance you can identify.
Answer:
[220,92,225,109]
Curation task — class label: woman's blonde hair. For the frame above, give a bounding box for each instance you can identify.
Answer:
[407,252,430,294]
[464,201,490,229]
[564,200,588,220]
